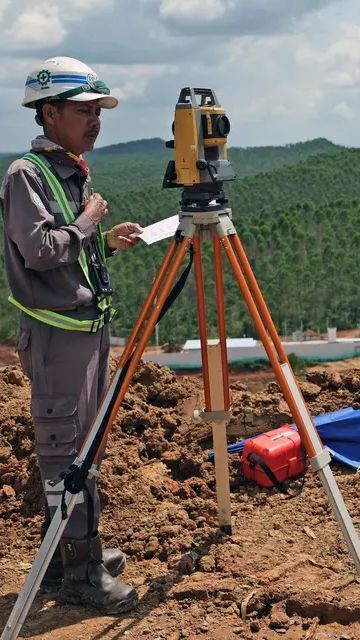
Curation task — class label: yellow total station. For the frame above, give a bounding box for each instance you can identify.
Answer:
[163,87,235,189]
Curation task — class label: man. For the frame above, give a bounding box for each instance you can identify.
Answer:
[0,57,142,614]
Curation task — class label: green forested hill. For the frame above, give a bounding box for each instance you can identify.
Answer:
[99,147,360,343]
[227,137,341,177]
[0,141,359,343]
[84,137,341,188]
[91,137,168,156]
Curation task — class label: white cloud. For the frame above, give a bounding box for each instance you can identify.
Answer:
[0,0,10,22]
[296,23,360,88]
[1,0,114,49]
[5,5,66,46]
[160,0,230,21]
[95,63,178,102]
[219,17,360,138]
[64,0,113,8]
[159,0,335,34]
[222,33,325,126]
[52,0,114,19]
[325,71,358,87]
[333,100,354,120]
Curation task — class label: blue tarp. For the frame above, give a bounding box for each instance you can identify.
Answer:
[309,407,360,470]
[208,407,360,470]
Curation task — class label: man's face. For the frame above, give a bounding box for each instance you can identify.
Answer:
[43,99,101,155]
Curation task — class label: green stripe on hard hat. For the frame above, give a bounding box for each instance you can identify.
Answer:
[47,81,111,102]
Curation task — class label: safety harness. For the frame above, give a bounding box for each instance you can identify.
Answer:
[9,152,116,332]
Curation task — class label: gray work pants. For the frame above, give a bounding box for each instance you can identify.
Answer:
[16,311,110,539]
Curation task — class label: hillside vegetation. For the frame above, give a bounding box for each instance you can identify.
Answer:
[0,138,359,343]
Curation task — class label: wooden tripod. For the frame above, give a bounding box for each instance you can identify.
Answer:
[91,204,360,568]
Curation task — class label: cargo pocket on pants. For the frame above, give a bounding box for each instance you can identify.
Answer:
[32,395,79,457]
[15,327,33,381]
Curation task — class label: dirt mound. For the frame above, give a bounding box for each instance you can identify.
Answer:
[1,360,360,639]
[227,366,360,438]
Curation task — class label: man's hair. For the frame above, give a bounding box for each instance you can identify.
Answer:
[35,100,67,127]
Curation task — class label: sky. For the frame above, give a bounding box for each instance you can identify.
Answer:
[0,0,359,152]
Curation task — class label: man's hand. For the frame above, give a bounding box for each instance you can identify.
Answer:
[106,222,143,251]
[84,192,108,225]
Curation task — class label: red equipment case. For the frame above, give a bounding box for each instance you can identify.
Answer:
[241,425,307,489]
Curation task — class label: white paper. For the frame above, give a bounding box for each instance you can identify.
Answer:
[133,214,179,245]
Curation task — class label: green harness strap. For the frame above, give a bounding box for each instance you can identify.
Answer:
[9,152,115,332]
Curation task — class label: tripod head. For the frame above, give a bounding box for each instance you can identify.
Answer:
[163,87,235,211]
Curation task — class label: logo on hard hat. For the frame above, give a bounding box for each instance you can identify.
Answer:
[37,69,51,88]
[86,73,99,90]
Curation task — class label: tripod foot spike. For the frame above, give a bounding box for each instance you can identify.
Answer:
[220,525,232,535]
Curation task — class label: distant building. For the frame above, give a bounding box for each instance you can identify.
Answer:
[183,338,257,350]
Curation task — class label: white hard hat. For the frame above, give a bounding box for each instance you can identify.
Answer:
[22,56,118,109]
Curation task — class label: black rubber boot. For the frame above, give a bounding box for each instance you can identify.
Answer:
[40,527,126,592]
[59,533,138,614]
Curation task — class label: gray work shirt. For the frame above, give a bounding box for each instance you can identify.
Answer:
[0,151,99,309]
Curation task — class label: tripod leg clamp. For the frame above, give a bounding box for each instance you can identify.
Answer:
[194,408,232,422]
[309,448,332,472]
[88,464,101,480]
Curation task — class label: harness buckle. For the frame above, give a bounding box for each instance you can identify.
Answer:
[90,307,113,332]
[90,317,101,333]
[102,308,112,325]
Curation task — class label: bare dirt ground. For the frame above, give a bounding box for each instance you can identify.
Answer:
[1,344,360,640]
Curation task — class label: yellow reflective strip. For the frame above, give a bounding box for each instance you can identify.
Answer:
[24,153,95,293]
[8,296,100,332]
[24,153,74,224]
[23,154,114,313]
[78,250,89,272]
[24,154,73,223]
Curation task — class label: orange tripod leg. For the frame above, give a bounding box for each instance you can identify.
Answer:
[119,237,178,367]
[93,236,192,463]
[193,235,212,410]
[222,232,360,572]
[221,235,320,457]
[230,234,289,364]
[230,232,317,429]
[194,234,232,532]
[213,236,230,411]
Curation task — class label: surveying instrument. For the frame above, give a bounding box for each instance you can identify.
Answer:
[2,87,360,640]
